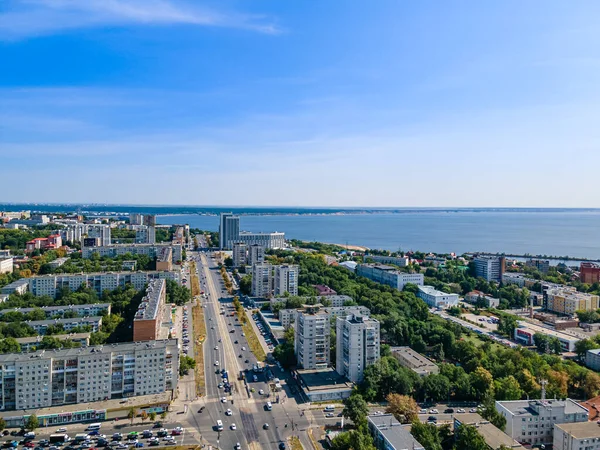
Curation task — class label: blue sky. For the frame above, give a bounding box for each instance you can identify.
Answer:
[2,1,600,207]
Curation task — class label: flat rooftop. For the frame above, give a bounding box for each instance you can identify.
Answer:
[555,421,600,439]
[15,333,91,345]
[391,347,438,371]
[134,279,165,321]
[25,316,103,327]
[297,368,352,393]
[456,413,527,449]
[367,414,424,450]
[516,321,580,342]
[0,303,110,315]
[497,399,588,416]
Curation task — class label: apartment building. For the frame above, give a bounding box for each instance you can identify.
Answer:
[0,257,13,274]
[295,305,330,369]
[336,314,380,383]
[274,265,299,296]
[0,303,111,319]
[248,244,265,266]
[86,225,111,246]
[82,243,182,263]
[496,399,589,447]
[526,259,550,274]
[363,254,409,267]
[156,247,173,271]
[546,286,599,315]
[502,273,530,287]
[251,263,273,298]
[417,285,459,309]
[585,348,600,371]
[580,262,600,284]
[238,231,285,249]
[473,255,505,282]
[356,264,424,291]
[232,242,248,268]
[129,213,143,226]
[28,317,103,335]
[454,413,527,450]
[0,279,29,296]
[133,279,166,341]
[390,347,439,376]
[0,340,178,411]
[135,226,156,244]
[28,271,179,299]
[16,333,91,352]
[279,305,370,328]
[554,422,600,450]
[26,235,62,253]
[367,414,425,450]
[219,213,240,250]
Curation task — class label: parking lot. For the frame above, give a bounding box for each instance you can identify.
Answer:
[461,313,498,332]
[250,312,275,354]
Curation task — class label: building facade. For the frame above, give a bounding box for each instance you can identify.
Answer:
[0,303,111,319]
[473,256,505,282]
[219,213,240,250]
[274,265,299,296]
[336,314,380,383]
[133,279,166,341]
[156,247,173,271]
[526,259,550,274]
[514,322,579,352]
[0,258,13,275]
[248,244,265,266]
[554,422,600,450]
[82,243,182,263]
[580,262,600,284]
[586,348,600,371]
[237,232,285,249]
[356,264,424,291]
[0,340,178,411]
[363,254,409,267]
[135,226,156,244]
[546,286,599,315]
[295,305,330,369]
[417,285,459,308]
[390,347,439,376]
[367,414,425,450]
[251,263,273,298]
[232,242,248,268]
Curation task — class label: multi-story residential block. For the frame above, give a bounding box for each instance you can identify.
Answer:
[28,271,179,299]
[473,255,505,282]
[248,244,265,266]
[585,348,600,371]
[336,314,380,383]
[271,295,354,310]
[251,263,273,298]
[82,243,182,263]
[502,273,529,287]
[86,225,112,246]
[133,279,166,341]
[363,254,409,267]
[417,285,459,309]
[367,414,425,450]
[496,399,589,447]
[172,226,185,245]
[237,231,285,249]
[156,247,173,271]
[0,279,29,296]
[28,316,103,335]
[274,265,299,296]
[16,333,91,351]
[0,340,178,411]
[554,422,600,450]
[546,286,599,315]
[232,242,248,268]
[295,305,330,369]
[0,303,111,319]
[129,213,143,226]
[390,347,439,376]
[0,257,13,274]
[26,235,62,253]
[356,264,424,291]
[219,213,240,250]
[135,226,156,244]
[526,259,550,274]
[279,305,370,329]
[514,321,579,352]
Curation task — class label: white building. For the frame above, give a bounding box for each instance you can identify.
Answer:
[339,261,357,272]
[135,225,156,244]
[129,213,144,225]
[368,414,425,450]
[356,264,424,291]
[554,422,600,450]
[0,340,178,411]
[86,224,112,246]
[28,271,180,299]
[252,263,273,298]
[514,321,580,352]
[585,348,600,371]
[238,231,285,249]
[417,285,459,308]
[502,273,529,287]
[274,265,299,296]
[473,255,505,282]
[0,257,13,274]
[0,279,29,296]
[0,303,111,319]
[232,242,248,268]
[496,399,589,447]
[48,257,69,269]
[248,244,265,266]
[219,213,240,250]
[82,243,182,263]
[279,305,370,328]
[295,305,330,369]
[336,314,380,383]
[363,254,409,267]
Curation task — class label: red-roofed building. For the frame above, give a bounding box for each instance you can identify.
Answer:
[581,395,600,421]
[26,234,62,253]
[314,284,337,296]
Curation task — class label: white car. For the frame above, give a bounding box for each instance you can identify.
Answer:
[457,409,466,413]
[221,397,227,403]
[429,409,439,414]
[214,361,219,366]
[241,347,246,351]
[225,409,232,416]
[419,409,427,414]
[234,444,241,450]
[230,424,237,431]
[214,346,219,350]
[258,389,264,395]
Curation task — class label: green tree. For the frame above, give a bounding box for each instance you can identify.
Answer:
[239,275,252,295]
[0,417,6,431]
[494,375,522,401]
[470,366,494,400]
[149,412,157,422]
[480,397,507,431]
[410,421,442,450]
[421,374,451,402]
[128,408,137,425]
[575,338,600,360]
[385,393,418,424]
[160,411,167,420]
[179,356,196,376]
[342,393,369,427]
[497,315,517,337]
[453,424,488,450]
[25,414,39,431]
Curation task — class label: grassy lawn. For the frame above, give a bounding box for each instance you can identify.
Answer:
[190,262,206,396]
[290,436,303,450]
[190,261,201,297]
[240,310,266,362]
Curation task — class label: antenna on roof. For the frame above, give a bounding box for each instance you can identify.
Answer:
[540,379,548,401]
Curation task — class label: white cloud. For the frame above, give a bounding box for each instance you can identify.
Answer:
[0,0,281,40]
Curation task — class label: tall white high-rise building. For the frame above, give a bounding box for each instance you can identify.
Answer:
[295,305,330,369]
[336,314,380,383]
[251,263,272,298]
[248,244,265,266]
[87,224,111,246]
[274,264,299,296]
[129,213,144,225]
[232,242,248,268]
[219,213,240,250]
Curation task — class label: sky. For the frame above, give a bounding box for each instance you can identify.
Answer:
[2,1,600,207]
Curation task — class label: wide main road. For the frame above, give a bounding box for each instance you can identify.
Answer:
[195,251,295,450]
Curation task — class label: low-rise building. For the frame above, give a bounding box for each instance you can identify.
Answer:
[502,273,530,287]
[496,399,589,447]
[464,290,500,308]
[514,321,580,352]
[295,368,353,402]
[586,348,600,371]
[15,333,91,351]
[0,279,29,296]
[526,259,550,274]
[47,257,69,270]
[363,254,409,267]
[314,285,336,296]
[580,262,600,285]
[554,421,600,450]
[237,231,285,249]
[356,264,424,291]
[133,279,166,341]
[453,413,527,450]
[417,285,459,309]
[27,316,103,335]
[367,414,425,450]
[338,261,357,272]
[25,235,62,253]
[390,347,439,376]
[0,257,13,274]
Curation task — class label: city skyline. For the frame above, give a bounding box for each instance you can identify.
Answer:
[3,1,600,206]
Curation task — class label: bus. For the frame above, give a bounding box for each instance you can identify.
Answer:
[86,423,102,431]
[49,434,70,444]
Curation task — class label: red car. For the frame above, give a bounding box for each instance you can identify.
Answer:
[24,443,35,448]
